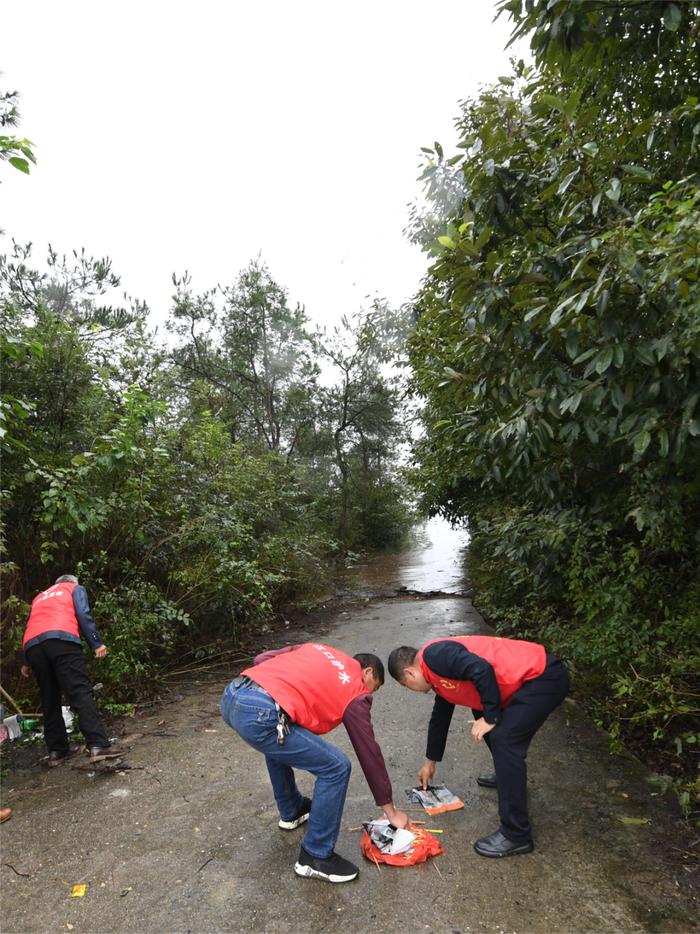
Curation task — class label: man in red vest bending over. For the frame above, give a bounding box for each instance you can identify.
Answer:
[221,642,410,884]
[21,575,120,765]
[388,635,569,858]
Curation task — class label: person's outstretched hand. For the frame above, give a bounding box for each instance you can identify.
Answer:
[382,802,411,829]
[418,758,436,790]
[20,664,31,678]
[387,808,412,830]
[94,644,108,659]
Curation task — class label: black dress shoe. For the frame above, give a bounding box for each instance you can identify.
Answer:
[476,772,497,788]
[87,745,125,761]
[47,744,81,767]
[474,830,534,858]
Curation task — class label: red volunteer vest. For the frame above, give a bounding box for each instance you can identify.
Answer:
[418,636,546,709]
[23,582,80,647]
[241,643,369,735]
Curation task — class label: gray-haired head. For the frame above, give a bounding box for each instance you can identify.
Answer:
[55,574,79,585]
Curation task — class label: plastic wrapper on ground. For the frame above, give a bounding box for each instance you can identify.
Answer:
[360,819,444,867]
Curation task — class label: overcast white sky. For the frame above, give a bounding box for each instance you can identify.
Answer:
[1,1,518,331]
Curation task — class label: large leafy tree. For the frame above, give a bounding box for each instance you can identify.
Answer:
[169,260,320,459]
[2,241,414,704]
[1,244,159,581]
[407,0,700,800]
[319,306,410,557]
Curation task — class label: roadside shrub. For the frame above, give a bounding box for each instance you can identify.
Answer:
[85,570,191,699]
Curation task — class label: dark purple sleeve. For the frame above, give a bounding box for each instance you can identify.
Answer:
[342,694,393,807]
[253,643,303,666]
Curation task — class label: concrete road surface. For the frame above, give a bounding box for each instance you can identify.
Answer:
[1,598,697,933]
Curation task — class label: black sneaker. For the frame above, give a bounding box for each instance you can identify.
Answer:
[279,796,312,831]
[476,772,497,788]
[294,846,359,883]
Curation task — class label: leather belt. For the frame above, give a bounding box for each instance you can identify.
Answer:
[232,674,269,694]
[230,674,291,745]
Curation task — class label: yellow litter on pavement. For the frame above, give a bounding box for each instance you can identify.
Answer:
[71,884,87,897]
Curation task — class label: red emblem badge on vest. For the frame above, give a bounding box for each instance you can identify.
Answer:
[438,679,457,690]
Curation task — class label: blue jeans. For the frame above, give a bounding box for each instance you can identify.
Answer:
[220,680,351,859]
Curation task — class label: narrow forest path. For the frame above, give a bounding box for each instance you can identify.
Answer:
[1,596,697,933]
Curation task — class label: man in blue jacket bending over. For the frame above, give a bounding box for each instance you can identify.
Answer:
[21,574,122,765]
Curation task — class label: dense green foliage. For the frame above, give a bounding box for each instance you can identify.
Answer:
[1,87,35,177]
[1,242,412,702]
[408,0,699,813]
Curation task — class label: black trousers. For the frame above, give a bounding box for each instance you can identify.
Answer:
[26,639,109,751]
[477,655,570,843]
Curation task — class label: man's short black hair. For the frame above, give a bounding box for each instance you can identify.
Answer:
[387,646,418,682]
[354,653,384,684]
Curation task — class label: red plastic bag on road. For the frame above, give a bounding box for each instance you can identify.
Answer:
[360,826,444,867]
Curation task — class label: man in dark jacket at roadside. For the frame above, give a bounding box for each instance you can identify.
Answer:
[21,574,122,765]
[388,635,569,858]
[221,642,410,884]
